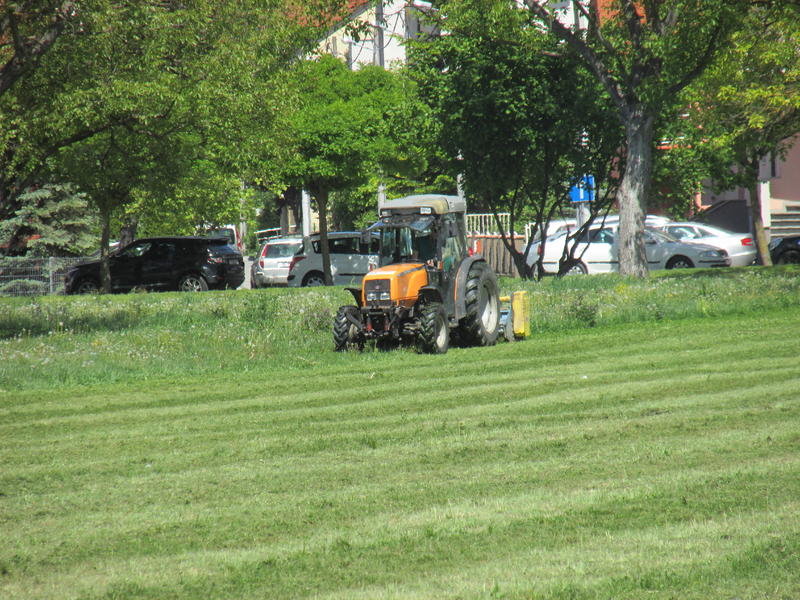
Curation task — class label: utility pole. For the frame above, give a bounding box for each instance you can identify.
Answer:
[302,190,312,237]
[374,1,384,68]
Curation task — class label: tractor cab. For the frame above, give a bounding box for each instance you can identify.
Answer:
[361,195,468,312]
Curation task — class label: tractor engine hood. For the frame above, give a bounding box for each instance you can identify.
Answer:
[362,263,428,308]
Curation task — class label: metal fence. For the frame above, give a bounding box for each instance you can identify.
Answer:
[0,256,91,297]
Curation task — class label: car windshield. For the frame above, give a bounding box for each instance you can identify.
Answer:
[370,217,436,264]
[118,241,152,257]
[205,239,235,250]
[647,228,675,243]
[265,242,301,258]
[207,229,235,244]
[697,225,735,236]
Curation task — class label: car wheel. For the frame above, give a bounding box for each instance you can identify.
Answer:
[777,249,800,264]
[178,274,209,292]
[75,277,100,294]
[417,302,449,354]
[333,305,364,352]
[302,271,325,287]
[666,255,694,269]
[564,261,587,275]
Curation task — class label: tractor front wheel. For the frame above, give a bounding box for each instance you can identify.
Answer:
[417,303,449,354]
[459,263,500,347]
[333,305,364,352]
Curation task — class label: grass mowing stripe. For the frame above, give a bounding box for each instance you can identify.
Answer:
[6,454,799,598]
[6,384,800,580]
[5,337,796,435]
[3,351,797,483]
[4,360,796,488]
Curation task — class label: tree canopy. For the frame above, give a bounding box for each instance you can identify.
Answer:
[522,0,754,276]
[409,0,624,278]
[280,54,422,284]
[679,1,800,264]
[0,0,326,262]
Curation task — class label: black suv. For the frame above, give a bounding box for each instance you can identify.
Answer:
[64,237,244,294]
[770,235,800,264]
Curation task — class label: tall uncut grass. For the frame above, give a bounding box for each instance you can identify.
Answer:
[0,266,798,391]
[1,267,799,599]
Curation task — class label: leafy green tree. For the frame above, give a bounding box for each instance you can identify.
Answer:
[523,0,753,277]
[0,1,75,97]
[410,0,624,278]
[280,55,420,285]
[679,2,800,265]
[1,1,336,288]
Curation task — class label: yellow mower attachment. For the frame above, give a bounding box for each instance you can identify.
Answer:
[499,291,530,341]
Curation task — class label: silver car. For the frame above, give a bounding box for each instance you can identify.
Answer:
[250,236,302,288]
[656,222,756,267]
[287,231,379,287]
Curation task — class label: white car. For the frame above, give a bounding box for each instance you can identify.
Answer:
[528,224,730,275]
[287,231,379,287]
[655,222,756,267]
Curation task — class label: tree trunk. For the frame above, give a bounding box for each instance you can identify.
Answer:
[118,217,138,248]
[617,111,654,278]
[746,164,772,266]
[100,209,112,294]
[314,187,333,286]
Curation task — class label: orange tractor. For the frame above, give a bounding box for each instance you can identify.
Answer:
[333,194,501,354]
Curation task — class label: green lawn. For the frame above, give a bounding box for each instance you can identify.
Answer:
[1,271,799,599]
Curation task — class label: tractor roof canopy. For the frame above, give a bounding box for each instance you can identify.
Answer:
[379,194,466,216]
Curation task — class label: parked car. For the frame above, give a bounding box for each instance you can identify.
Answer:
[205,225,244,254]
[654,222,756,267]
[538,214,672,240]
[64,237,244,294]
[769,235,800,264]
[527,224,730,275]
[287,231,379,287]
[250,236,302,288]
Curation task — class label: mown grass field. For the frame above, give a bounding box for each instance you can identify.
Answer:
[1,268,799,599]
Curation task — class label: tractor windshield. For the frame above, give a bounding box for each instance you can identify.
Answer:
[369,216,436,265]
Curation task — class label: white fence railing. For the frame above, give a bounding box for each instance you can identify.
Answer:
[0,256,91,297]
[467,213,512,236]
[468,213,542,245]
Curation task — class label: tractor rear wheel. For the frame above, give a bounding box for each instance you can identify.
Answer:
[459,263,500,346]
[333,305,364,351]
[417,302,449,354]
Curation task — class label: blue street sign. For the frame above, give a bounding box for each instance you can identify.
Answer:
[569,174,595,203]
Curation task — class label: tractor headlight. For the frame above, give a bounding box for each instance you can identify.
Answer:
[380,291,391,301]
[366,291,378,301]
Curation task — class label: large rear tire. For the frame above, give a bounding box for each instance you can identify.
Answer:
[458,263,500,347]
[417,303,449,354]
[333,305,364,352]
